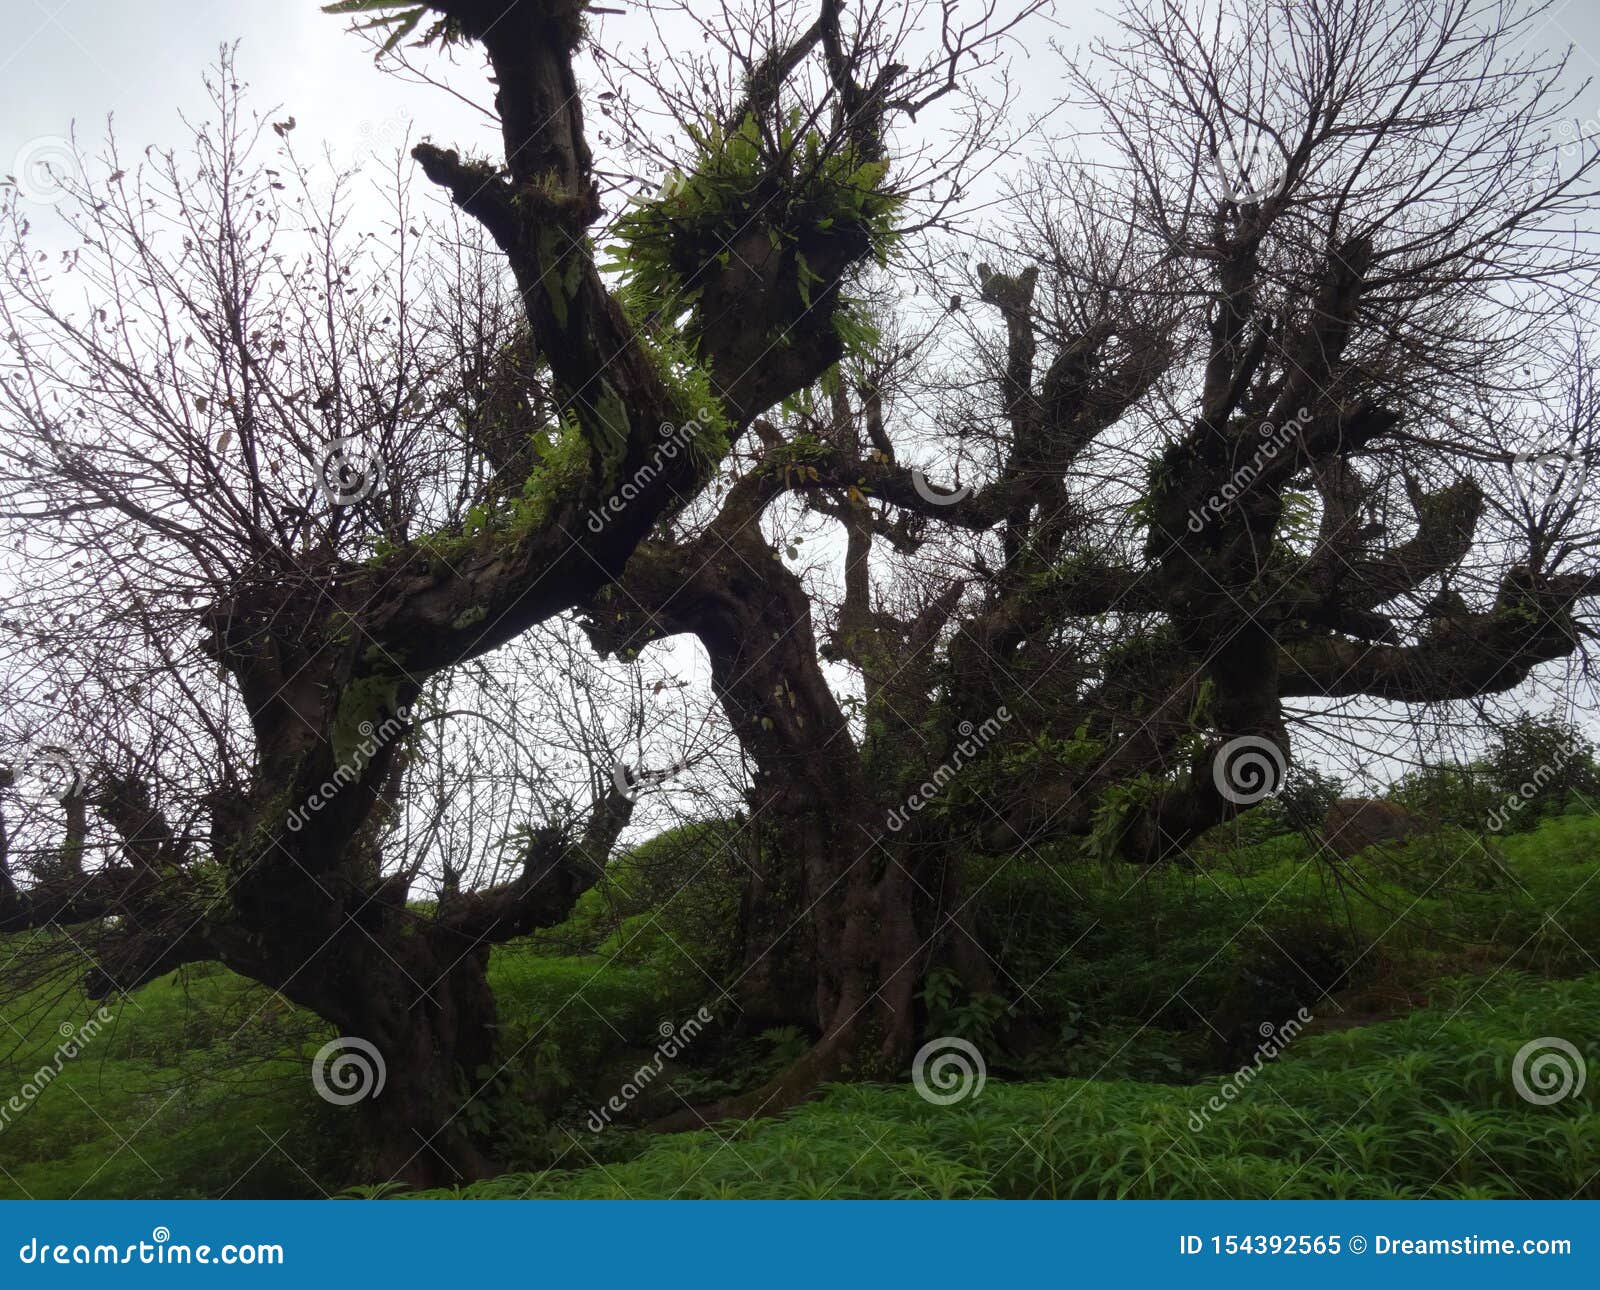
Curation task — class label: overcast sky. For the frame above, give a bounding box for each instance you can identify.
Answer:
[7,1,1600,236]
[5,0,1600,789]
[5,0,1599,144]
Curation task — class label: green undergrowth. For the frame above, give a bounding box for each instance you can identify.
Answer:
[0,964,340,1199]
[3,810,1596,1198]
[969,810,1600,1081]
[412,970,1600,1199]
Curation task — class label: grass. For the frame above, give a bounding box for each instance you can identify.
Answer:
[1,807,1595,1199]
[416,971,1600,1199]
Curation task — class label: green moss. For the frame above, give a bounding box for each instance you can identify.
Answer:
[331,674,402,769]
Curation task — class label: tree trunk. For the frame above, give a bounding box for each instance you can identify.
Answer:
[809,822,920,1079]
[227,911,502,1192]
[351,944,500,1190]
[656,803,923,1132]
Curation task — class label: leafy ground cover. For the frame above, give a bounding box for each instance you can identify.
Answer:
[3,810,1595,1199]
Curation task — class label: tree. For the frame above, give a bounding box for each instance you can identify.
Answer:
[585,0,1600,1120]
[4,0,1599,1184]
[0,0,1027,1184]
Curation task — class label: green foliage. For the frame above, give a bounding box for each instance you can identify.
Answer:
[1389,760,1497,829]
[1483,712,1600,831]
[920,968,1009,1051]
[1390,712,1600,834]
[530,819,746,984]
[1256,764,1347,837]
[321,1,466,53]
[1275,488,1320,552]
[605,111,902,358]
[10,808,1600,1200]
[1084,773,1165,863]
[393,413,592,569]
[0,964,346,1199]
[421,971,1600,1199]
[968,812,1600,1080]
[330,673,402,769]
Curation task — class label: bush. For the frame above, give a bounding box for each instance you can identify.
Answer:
[1483,712,1600,833]
[1389,760,1500,829]
[418,970,1600,1200]
[529,819,745,983]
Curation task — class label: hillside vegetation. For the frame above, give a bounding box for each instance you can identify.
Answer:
[2,804,1596,1200]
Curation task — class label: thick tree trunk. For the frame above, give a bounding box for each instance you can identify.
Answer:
[733,815,818,1030]
[350,946,500,1190]
[808,825,920,1080]
[220,905,501,1192]
[657,802,924,1132]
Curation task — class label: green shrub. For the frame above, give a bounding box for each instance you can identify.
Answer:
[419,970,1600,1200]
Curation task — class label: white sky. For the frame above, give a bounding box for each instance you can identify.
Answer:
[4,0,1600,796]
[5,0,1600,168]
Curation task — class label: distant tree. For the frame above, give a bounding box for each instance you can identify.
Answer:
[1485,711,1600,828]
